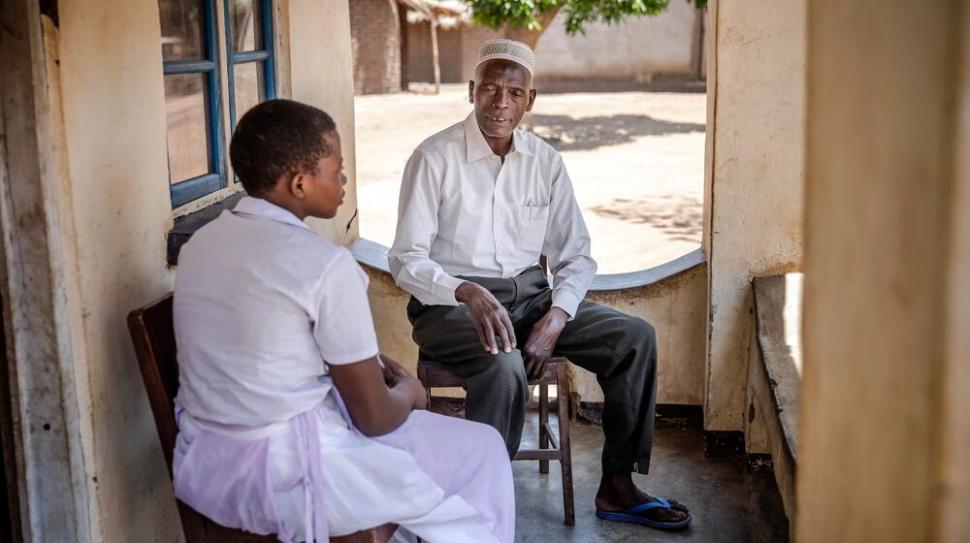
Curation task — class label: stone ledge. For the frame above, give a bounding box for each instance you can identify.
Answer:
[166,192,245,266]
[746,273,802,526]
[351,238,707,292]
[752,274,802,463]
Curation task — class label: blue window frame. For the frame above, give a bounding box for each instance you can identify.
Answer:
[224,0,277,130]
[159,0,275,208]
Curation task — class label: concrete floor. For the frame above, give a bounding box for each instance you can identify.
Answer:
[512,411,789,543]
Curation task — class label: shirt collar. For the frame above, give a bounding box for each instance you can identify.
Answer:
[232,196,311,231]
[463,111,534,163]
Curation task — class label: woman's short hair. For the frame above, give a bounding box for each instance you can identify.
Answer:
[229,99,337,195]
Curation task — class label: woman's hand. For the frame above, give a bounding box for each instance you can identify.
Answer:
[331,354,424,436]
[380,355,427,410]
[393,373,428,410]
[380,355,410,386]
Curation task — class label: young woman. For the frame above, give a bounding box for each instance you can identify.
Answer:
[172,99,514,543]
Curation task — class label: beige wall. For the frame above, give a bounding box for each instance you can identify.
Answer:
[797,1,967,541]
[536,1,701,81]
[363,262,708,407]
[56,2,179,539]
[579,268,708,405]
[48,0,358,540]
[703,0,805,431]
[282,0,361,243]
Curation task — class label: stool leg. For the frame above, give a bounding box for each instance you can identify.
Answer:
[557,364,575,526]
[539,383,549,474]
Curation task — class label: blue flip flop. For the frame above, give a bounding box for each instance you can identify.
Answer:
[596,497,693,530]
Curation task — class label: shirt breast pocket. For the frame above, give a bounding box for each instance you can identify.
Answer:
[518,203,549,250]
[526,203,550,222]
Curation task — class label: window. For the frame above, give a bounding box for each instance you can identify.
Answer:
[159,0,276,208]
[224,0,276,132]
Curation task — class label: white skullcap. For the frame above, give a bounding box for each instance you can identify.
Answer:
[475,39,536,76]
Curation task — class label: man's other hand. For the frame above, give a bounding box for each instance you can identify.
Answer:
[455,281,516,355]
[522,307,568,380]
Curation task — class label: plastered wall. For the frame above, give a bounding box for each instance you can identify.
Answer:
[48,1,359,540]
[536,0,701,81]
[703,0,805,431]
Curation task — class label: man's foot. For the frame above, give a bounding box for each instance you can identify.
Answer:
[595,499,692,530]
[594,473,690,525]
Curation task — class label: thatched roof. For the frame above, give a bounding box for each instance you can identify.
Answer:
[398,0,471,29]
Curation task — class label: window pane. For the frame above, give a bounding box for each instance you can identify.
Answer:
[233,62,265,123]
[164,73,212,184]
[159,0,206,61]
[229,0,262,52]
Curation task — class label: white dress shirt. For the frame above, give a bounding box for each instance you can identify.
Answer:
[388,112,597,317]
[174,196,379,426]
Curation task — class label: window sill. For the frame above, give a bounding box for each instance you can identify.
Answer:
[167,192,245,266]
[350,238,707,292]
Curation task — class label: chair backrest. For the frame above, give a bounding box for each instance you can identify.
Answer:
[127,293,179,475]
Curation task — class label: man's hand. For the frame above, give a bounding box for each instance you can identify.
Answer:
[522,307,569,380]
[455,281,516,355]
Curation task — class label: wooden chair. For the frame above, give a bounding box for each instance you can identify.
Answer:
[417,357,575,525]
[127,293,395,543]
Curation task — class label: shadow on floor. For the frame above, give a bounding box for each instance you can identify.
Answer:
[533,114,705,152]
[513,411,789,543]
[589,194,704,242]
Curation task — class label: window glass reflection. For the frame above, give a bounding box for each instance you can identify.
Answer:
[159,0,205,61]
[164,73,212,183]
[230,0,261,52]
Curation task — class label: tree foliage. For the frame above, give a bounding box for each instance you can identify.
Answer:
[465,0,707,36]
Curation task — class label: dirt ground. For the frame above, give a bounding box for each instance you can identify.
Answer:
[354,84,706,274]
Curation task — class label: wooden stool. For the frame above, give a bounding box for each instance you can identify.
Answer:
[417,357,575,526]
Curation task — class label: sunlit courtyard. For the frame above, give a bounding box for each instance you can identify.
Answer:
[355,84,706,274]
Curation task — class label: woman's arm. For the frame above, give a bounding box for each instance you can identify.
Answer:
[329,355,426,437]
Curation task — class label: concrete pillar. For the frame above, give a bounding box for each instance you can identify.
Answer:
[285,0,360,244]
[798,1,969,541]
[703,0,806,431]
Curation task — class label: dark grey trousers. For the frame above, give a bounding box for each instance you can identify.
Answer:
[407,266,658,475]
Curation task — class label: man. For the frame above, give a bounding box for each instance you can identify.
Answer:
[389,40,691,530]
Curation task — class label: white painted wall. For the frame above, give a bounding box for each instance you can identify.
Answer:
[702,0,805,431]
[45,1,359,540]
[536,0,701,81]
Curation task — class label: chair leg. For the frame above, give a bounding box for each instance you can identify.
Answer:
[557,364,575,526]
[539,383,549,474]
